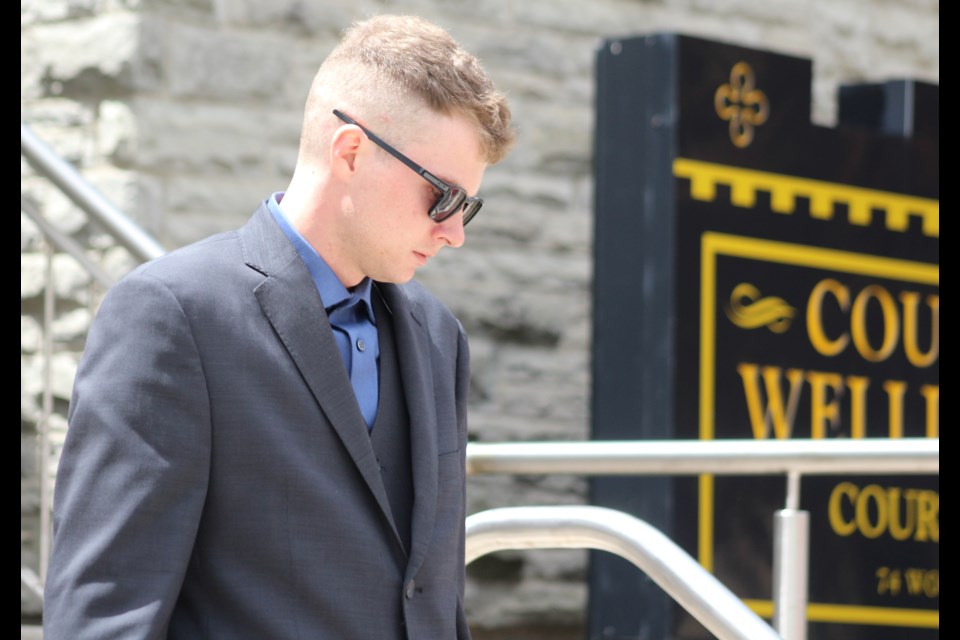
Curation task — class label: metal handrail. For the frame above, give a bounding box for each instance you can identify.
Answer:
[466,505,782,640]
[21,196,116,289]
[466,437,939,477]
[20,122,166,263]
[466,438,939,640]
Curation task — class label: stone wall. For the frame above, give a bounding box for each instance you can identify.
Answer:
[21,0,938,636]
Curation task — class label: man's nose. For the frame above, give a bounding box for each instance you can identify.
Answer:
[435,212,466,248]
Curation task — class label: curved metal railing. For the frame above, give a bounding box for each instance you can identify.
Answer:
[466,438,939,639]
[467,505,781,640]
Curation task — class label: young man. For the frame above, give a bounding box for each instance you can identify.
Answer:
[43,14,514,639]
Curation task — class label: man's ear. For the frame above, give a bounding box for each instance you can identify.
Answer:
[330,125,364,180]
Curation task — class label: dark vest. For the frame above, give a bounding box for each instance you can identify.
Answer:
[369,291,414,554]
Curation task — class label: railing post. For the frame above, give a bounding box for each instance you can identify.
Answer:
[37,242,56,586]
[772,508,809,640]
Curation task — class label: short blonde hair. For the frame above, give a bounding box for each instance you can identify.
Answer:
[302,15,514,165]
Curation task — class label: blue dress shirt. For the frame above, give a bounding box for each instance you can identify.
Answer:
[267,193,380,428]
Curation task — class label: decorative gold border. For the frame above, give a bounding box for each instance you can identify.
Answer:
[699,232,939,628]
[743,599,939,629]
[675,158,940,238]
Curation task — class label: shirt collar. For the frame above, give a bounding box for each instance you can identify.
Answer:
[267,192,374,322]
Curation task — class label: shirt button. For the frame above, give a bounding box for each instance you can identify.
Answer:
[405,581,416,599]
[356,338,366,352]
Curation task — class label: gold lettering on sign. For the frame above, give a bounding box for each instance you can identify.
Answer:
[735,364,938,440]
[828,482,939,543]
[714,62,769,148]
[876,567,940,598]
[806,278,939,367]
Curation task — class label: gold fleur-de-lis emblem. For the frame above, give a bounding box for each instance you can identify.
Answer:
[714,62,769,148]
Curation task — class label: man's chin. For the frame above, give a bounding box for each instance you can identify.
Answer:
[376,270,417,285]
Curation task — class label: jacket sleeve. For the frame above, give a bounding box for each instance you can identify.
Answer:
[43,269,212,640]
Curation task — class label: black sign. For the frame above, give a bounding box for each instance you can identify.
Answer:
[590,34,938,640]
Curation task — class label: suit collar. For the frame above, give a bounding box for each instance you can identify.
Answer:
[243,205,396,536]
[241,204,442,573]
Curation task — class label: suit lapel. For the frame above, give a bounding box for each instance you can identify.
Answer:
[378,283,440,580]
[239,205,396,532]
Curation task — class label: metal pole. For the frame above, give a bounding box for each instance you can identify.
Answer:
[39,243,55,585]
[785,470,801,510]
[466,439,939,476]
[772,509,809,640]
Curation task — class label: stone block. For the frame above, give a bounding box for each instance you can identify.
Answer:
[51,253,93,300]
[98,100,138,166]
[214,0,359,37]
[135,100,275,175]
[21,254,47,300]
[28,14,143,99]
[21,316,43,355]
[53,308,94,343]
[166,24,291,102]
[21,213,42,252]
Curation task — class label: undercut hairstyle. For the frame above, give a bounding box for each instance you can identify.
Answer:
[300,14,515,165]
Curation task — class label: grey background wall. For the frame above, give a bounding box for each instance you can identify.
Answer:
[21,0,938,637]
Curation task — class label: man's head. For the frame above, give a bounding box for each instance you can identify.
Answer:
[286,15,515,286]
[301,14,515,167]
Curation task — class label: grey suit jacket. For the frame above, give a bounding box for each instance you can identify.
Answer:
[43,203,472,639]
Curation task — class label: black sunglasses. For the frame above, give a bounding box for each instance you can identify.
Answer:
[333,109,482,226]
